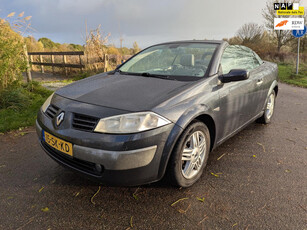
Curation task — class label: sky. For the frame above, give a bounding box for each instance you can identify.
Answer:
[0,0,306,48]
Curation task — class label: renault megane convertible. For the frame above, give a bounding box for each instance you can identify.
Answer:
[36,40,278,187]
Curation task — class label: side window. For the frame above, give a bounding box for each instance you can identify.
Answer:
[220,46,237,74]
[253,51,263,64]
[221,45,261,74]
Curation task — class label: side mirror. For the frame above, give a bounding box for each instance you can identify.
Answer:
[218,69,249,83]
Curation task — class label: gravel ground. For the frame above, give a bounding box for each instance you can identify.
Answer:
[0,83,306,229]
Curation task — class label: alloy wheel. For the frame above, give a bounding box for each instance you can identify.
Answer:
[181,131,207,179]
[265,93,275,120]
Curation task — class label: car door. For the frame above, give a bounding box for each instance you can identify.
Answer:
[243,47,268,116]
[251,51,271,111]
[217,45,261,139]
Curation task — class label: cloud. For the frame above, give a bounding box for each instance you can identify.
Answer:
[1,0,272,47]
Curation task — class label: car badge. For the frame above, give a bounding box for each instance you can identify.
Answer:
[56,112,65,126]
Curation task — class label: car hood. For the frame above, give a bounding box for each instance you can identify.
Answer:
[55,73,192,111]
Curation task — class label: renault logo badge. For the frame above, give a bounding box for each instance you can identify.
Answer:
[56,112,65,126]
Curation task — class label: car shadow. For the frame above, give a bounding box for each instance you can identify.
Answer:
[50,122,268,190]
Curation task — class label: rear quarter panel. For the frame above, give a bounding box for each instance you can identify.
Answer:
[261,61,278,109]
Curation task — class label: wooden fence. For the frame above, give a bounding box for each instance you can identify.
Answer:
[28,51,85,76]
[28,51,132,76]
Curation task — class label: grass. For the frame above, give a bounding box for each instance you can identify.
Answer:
[0,81,53,133]
[278,63,307,88]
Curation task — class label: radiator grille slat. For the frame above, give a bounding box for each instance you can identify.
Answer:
[45,105,59,119]
[72,113,99,132]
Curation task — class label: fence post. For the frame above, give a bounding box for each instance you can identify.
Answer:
[104,54,109,72]
[29,55,33,71]
[39,55,44,73]
[51,55,55,74]
[23,44,32,82]
[79,55,83,73]
[63,55,67,76]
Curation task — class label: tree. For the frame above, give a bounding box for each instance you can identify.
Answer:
[236,23,264,44]
[38,37,56,49]
[2,12,33,82]
[132,41,140,54]
[262,0,299,53]
[107,45,120,55]
[25,36,44,52]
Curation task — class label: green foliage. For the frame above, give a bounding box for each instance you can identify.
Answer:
[119,47,132,55]
[0,84,31,110]
[38,37,57,49]
[0,21,26,90]
[107,46,120,55]
[278,63,307,88]
[68,43,84,51]
[24,36,44,52]
[132,41,141,54]
[0,81,53,132]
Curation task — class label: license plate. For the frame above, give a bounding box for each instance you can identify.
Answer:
[43,131,73,156]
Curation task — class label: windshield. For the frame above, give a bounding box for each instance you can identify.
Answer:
[119,43,218,79]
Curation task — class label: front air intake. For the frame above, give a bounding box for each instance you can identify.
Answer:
[72,113,99,132]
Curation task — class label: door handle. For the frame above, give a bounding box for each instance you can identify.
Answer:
[256,78,263,85]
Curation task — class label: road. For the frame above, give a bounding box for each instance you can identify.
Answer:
[23,71,72,91]
[1,83,306,229]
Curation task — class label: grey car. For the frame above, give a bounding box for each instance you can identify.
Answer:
[36,40,278,187]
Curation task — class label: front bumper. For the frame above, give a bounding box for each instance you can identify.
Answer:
[36,105,177,186]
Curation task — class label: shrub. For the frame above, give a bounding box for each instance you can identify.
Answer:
[0,81,53,132]
[0,84,30,110]
[0,21,26,90]
[0,81,51,111]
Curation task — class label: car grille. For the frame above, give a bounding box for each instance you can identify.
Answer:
[42,141,103,176]
[45,105,59,119]
[72,113,99,132]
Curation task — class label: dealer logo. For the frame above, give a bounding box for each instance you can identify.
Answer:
[275,20,288,28]
[274,18,304,30]
[274,3,294,10]
[274,2,304,15]
[56,112,65,126]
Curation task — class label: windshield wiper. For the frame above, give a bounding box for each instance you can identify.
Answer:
[114,69,125,74]
[115,70,174,80]
[139,72,172,80]
[114,69,133,75]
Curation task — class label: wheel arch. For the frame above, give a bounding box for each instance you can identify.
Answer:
[268,80,278,98]
[274,85,278,97]
[157,108,217,179]
[192,114,216,152]
[262,80,278,111]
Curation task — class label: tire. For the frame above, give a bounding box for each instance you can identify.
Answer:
[167,121,210,187]
[257,90,276,124]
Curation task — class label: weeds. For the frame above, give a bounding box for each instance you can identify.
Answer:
[0,81,52,132]
[278,63,307,88]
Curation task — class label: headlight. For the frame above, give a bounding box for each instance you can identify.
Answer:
[41,93,54,113]
[94,112,171,134]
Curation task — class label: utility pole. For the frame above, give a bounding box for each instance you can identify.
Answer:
[292,25,306,75]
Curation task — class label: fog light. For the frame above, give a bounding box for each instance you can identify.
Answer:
[95,164,102,173]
